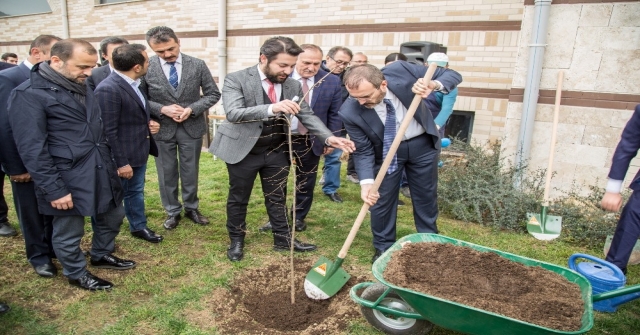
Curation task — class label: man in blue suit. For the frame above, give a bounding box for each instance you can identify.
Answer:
[95,44,163,244]
[259,44,343,233]
[601,104,640,275]
[0,34,61,276]
[340,62,462,263]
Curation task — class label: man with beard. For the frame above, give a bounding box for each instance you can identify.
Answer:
[95,44,163,243]
[210,36,355,262]
[8,39,135,291]
[340,62,462,263]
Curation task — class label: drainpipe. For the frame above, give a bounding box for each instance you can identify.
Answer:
[218,0,227,85]
[515,0,552,181]
[61,0,70,38]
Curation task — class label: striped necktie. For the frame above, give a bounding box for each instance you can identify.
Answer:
[168,62,178,89]
[382,98,398,174]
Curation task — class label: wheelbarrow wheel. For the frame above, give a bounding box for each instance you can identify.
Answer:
[360,283,434,335]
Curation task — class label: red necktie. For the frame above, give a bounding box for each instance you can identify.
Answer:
[298,79,309,135]
[265,79,277,103]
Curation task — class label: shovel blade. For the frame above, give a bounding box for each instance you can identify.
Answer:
[527,212,562,241]
[304,256,350,300]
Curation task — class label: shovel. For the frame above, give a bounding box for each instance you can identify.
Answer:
[527,70,564,241]
[305,63,439,300]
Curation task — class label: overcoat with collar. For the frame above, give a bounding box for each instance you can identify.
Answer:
[210,65,334,164]
[7,63,123,216]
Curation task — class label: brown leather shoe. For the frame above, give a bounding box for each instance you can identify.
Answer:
[185,209,209,225]
[163,214,181,230]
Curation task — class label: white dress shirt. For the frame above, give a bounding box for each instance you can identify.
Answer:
[289,69,315,133]
[22,59,34,70]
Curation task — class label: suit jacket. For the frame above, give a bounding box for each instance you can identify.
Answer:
[86,65,112,91]
[0,62,30,174]
[141,54,220,141]
[94,72,158,169]
[8,63,123,216]
[609,104,640,191]
[294,69,343,156]
[210,65,334,164]
[0,62,16,71]
[339,61,463,181]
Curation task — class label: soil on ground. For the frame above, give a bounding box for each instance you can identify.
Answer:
[384,242,584,331]
[210,257,364,334]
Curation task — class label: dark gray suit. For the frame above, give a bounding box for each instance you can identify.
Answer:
[141,53,220,215]
[210,65,332,241]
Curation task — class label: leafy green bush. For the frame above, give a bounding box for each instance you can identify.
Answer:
[437,139,625,247]
[438,139,543,232]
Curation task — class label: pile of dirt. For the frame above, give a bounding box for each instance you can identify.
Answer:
[211,258,364,334]
[384,242,584,331]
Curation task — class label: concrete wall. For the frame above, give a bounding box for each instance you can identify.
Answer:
[503,2,640,196]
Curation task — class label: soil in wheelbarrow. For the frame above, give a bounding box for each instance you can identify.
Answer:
[203,257,365,334]
[384,242,584,331]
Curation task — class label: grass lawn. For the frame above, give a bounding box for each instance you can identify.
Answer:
[0,152,638,335]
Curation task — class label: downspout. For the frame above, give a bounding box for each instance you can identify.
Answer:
[515,0,552,181]
[61,0,70,38]
[218,0,227,85]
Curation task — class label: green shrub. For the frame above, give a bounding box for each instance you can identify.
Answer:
[437,139,627,248]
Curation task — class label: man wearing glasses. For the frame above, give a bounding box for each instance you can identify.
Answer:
[319,46,353,203]
[340,62,462,264]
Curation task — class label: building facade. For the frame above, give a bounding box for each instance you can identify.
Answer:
[1,0,638,195]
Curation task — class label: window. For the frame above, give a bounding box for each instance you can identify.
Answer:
[444,110,474,143]
[0,0,51,17]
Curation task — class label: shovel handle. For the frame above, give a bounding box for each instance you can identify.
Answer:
[337,63,439,259]
[542,70,563,206]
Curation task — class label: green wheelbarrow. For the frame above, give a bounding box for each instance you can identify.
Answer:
[350,233,640,335]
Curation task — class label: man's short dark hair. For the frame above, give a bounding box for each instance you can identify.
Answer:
[28,35,61,56]
[112,44,146,72]
[50,39,97,62]
[343,64,385,90]
[146,26,179,45]
[384,52,407,65]
[99,36,129,57]
[1,52,17,61]
[259,36,303,63]
[327,46,353,60]
[299,44,323,56]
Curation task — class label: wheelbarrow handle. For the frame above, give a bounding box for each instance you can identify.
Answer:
[593,284,640,302]
[349,282,428,320]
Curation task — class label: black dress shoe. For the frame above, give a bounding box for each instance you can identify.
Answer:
[34,263,57,278]
[0,302,10,314]
[185,209,209,225]
[227,241,244,262]
[259,221,273,232]
[131,228,163,243]
[163,214,181,230]
[90,254,136,270]
[325,193,343,203]
[294,219,307,232]
[68,272,113,291]
[372,249,385,264]
[273,239,317,252]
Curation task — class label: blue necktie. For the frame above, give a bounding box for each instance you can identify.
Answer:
[382,99,398,174]
[168,62,178,89]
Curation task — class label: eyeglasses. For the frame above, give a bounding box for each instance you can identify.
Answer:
[328,55,350,67]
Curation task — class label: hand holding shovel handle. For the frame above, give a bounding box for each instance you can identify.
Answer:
[338,63,439,259]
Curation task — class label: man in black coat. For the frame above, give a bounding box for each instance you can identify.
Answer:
[0,34,61,276]
[8,39,135,291]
